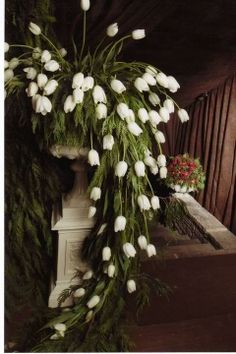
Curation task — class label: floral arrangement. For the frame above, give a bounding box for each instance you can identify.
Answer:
[5,0,190,351]
[165,154,205,193]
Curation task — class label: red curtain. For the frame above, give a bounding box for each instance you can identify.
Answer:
[163,74,236,233]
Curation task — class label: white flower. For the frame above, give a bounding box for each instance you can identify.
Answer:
[43,80,58,96]
[108,264,116,278]
[164,99,175,113]
[167,76,180,93]
[90,187,101,201]
[160,166,168,178]
[88,206,96,218]
[178,108,190,122]
[132,29,145,40]
[83,270,93,280]
[145,65,157,76]
[54,323,66,335]
[115,161,128,177]
[106,23,118,37]
[134,77,149,92]
[4,69,14,82]
[103,134,114,150]
[114,216,126,232]
[151,196,160,210]
[138,235,148,250]
[37,73,48,89]
[138,108,149,123]
[86,310,93,322]
[59,48,67,57]
[156,72,168,88]
[29,22,41,35]
[9,58,19,70]
[127,122,143,136]
[74,288,86,298]
[87,295,100,309]
[154,131,166,143]
[146,244,157,257]
[32,47,42,59]
[81,0,90,11]
[4,60,9,69]
[98,223,107,235]
[127,279,136,293]
[116,102,129,120]
[82,76,94,91]
[137,195,151,211]
[102,247,111,261]
[88,149,100,166]
[35,95,52,115]
[96,103,107,119]
[50,334,59,340]
[157,154,166,167]
[144,156,157,168]
[148,92,160,106]
[26,82,38,97]
[23,67,37,80]
[174,184,181,192]
[73,88,84,103]
[159,107,170,123]
[41,50,51,63]
[125,109,135,124]
[72,72,84,89]
[92,85,107,104]
[142,73,156,86]
[44,60,60,72]
[149,110,161,127]
[150,165,159,175]
[111,79,126,94]
[64,95,76,113]
[134,161,145,177]
[123,243,136,258]
[4,42,9,53]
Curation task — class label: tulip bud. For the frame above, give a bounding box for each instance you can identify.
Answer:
[88,149,100,166]
[148,92,160,106]
[9,58,19,70]
[157,154,166,167]
[156,72,168,88]
[138,235,148,250]
[98,223,107,235]
[132,29,145,40]
[32,47,42,59]
[72,72,84,89]
[116,102,129,120]
[44,60,60,72]
[74,288,85,298]
[103,134,114,150]
[108,264,116,278]
[126,109,135,124]
[174,185,181,192]
[4,69,14,82]
[167,76,180,93]
[138,108,149,123]
[146,244,157,257]
[37,73,48,89]
[26,82,38,97]
[159,107,170,123]
[4,42,9,53]
[137,194,151,211]
[4,60,9,69]
[82,76,94,91]
[160,166,168,179]
[87,295,100,309]
[96,103,107,119]
[35,95,52,115]
[29,22,41,35]
[73,88,84,104]
[50,334,59,340]
[149,110,161,127]
[90,187,101,201]
[23,67,37,80]
[150,165,159,175]
[86,310,93,322]
[43,80,58,96]
[127,279,136,293]
[54,323,66,332]
[114,216,127,232]
[151,196,160,210]
[106,23,118,37]
[134,161,145,177]
[134,77,149,92]
[59,48,67,57]
[64,95,76,113]
[83,270,93,280]
[41,50,51,63]
[115,161,128,177]
[88,206,96,218]
[144,156,157,168]
[178,109,190,123]
[142,73,156,86]
[111,79,126,94]
[163,99,175,113]
[154,131,166,144]
[102,247,111,261]
[127,122,143,136]
[123,243,136,258]
[145,65,157,76]
[81,0,90,11]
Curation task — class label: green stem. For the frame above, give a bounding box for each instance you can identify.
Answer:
[10,44,35,50]
[103,35,131,69]
[79,11,87,65]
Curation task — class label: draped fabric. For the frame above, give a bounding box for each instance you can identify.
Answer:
[163,75,236,233]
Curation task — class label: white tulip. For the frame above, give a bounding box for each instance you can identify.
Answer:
[83,270,93,280]
[44,60,60,72]
[86,310,93,322]
[157,154,166,167]
[32,47,42,59]
[174,185,181,192]
[35,95,52,115]
[151,196,160,210]
[154,131,166,144]
[123,243,136,258]
[97,223,107,235]
[102,247,111,261]
[145,65,157,76]
[156,72,168,88]
[103,134,114,150]
[29,22,41,35]
[41,50,51,63]
[108,264,116,278]
[4,69,14,82]
[116,102,129,120]
[132,29,145,40]
[74,288,85,298]
[23,67,37,80]
[59,48,67,57]
[9,58,19,70]
[138,195,151,211]
[92,85,107,104]
[4,42,9,53]
[111,79,126,94]
[72,72,84,89]
[82,76,94,91]
[87,295,100,309]
[50,334,59,340]
[73,88,84,103]
[159,107,170,123]
[144,156,157,168]
[134,77,149,92]
[115,161,128,177]
[88,149,100,166]
[26,82,38,97]
[96,103,107,119]
[88,206,96,218]
[178,108,190,122]
[127,279,136,293]
[148,92,160,106]
[149,110,161,127]
[125,109,135,124]
[150,165,159,175]
[37,73,48,89]
[127,122,143,136]
[138,235,148,250]
[4,60,9,69]
[43,80,58,96]
[54,323,66,334]
[160,166,168,178]
[146,244,157,257]
[64,95,76,113]
[114,216,126,232]
[167,76,180,93]
[106,23,118,37]
[142,72,156,86]
[164,99,175,113]
[134,161,145,177]
[81,0,90,11]
[90,187,101,201]
[138,108,149,123]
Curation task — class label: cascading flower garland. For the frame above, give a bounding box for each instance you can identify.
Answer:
[5,0,190,351]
